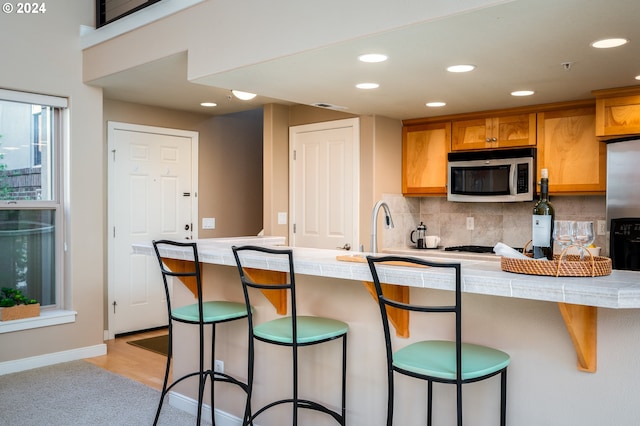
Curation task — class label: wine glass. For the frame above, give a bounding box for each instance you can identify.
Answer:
[572,221,595,260]
[553,220,575,259]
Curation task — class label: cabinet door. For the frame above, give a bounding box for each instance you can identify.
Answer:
[537,107,606,194]
[451,118,491,150]
[493,113,537,148]
[595,93,640,137]
[402,122,451,195]
[452,113,536,151]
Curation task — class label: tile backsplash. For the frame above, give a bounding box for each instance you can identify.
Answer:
[381,194,607,255]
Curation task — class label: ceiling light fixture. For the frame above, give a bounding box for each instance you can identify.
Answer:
[591,38,629,48]
[200,102,217,107]
[426,102,446,107]
[356,83,379,89]
[447,64,476,73]
[511,90,535,97]
[635,75,640,81]
[358,53,388,63]
[231,90,257,100]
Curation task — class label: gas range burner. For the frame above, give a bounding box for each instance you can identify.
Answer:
[444,245,496,254]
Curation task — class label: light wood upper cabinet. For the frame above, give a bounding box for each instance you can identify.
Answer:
[537,105,606,194]
[402,122,451,196]
[451,113,536,151]
[593,86,640,138]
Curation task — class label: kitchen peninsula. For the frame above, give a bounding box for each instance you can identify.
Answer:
[134,237,640,426]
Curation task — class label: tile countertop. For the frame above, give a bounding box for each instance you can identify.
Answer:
[133,238,640,309]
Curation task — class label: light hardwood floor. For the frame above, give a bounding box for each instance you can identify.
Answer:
[85,328,170,391]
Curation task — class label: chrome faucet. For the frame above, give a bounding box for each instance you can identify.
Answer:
[370,200,394,253]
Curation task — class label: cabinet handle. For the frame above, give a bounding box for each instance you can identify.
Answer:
[491,137,497,142]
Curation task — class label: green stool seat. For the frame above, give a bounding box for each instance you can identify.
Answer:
[254,315,349,344]
[173,300,249,323]
[394,340,511,381]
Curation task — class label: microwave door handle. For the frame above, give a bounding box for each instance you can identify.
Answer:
[509,165,516,195]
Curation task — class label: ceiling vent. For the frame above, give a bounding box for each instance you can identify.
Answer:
[311,102,348,110]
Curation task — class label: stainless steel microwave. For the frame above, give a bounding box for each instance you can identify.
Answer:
[447,148,536,202]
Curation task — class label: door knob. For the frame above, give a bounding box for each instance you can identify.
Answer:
[184,224,190,230]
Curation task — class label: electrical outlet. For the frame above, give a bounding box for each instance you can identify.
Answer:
[466,217,474,231]
[214,359,224,373]
[597,220,607,236]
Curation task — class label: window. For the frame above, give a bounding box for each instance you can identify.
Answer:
[0,90,66,309]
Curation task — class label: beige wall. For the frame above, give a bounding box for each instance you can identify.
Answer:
[262,104,290,240]
[1,2,105,362]
[103,99,264,239]
[262,105,403,250]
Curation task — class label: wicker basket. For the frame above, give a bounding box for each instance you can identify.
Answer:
[500,243,612,277]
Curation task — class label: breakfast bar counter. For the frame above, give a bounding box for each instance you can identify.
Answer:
[138,239,640,309]
[134,237,640,426]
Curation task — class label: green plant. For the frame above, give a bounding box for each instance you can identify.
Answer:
[0,287,38,307]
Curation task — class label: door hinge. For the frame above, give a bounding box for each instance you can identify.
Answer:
[293,150,296,160]
[111,149,116,161]
[293,223,296,233]
[112,300,117,314]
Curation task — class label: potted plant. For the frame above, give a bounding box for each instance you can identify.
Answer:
[0,288,40,321]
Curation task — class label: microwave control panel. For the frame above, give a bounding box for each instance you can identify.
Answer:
[516,163,529,194]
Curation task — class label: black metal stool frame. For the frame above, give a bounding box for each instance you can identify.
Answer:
[152,240,251,426]
[232,245,347,426]
[367,255,508,426]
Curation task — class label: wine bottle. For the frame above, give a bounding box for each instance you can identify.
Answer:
[532,168,555,260]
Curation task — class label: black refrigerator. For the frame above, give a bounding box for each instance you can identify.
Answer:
[606,137,640,270]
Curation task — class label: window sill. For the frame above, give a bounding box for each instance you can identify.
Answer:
[0,309,77,334]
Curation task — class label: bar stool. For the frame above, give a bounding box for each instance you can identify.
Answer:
[232,245,348,426]
[152,240,251,425]
[366,255,510,426]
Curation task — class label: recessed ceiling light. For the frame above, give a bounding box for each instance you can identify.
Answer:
[356,83,379,89]
[358,53,388,63]
[426,102,446,107]
[635,75,640,81]
[591,38,629,48]
[231,90,257,100]
[447,64,476,73]
[511,90,535,97]
[200,102,217,107]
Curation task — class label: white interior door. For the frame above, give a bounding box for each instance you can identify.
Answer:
[107,122,198,337]
[290,118,359,250]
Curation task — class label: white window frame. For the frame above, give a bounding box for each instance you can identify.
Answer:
[0,90,75,334]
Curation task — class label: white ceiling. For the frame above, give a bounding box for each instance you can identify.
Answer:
[97,0,640,120]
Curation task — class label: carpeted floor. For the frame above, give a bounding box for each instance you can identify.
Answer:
[0,361,207,425]
[127,334,169,356]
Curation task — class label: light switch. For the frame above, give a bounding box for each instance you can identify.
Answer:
[202,217,215,229]
[278,212,287,225]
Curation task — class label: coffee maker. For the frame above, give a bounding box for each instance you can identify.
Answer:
[410,222,427,249]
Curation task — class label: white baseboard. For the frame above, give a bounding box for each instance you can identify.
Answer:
[0,344,107,376]
[168,391,253,426]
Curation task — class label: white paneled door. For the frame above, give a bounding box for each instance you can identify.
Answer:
[107,122,198,336]
[290,118,359,250]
